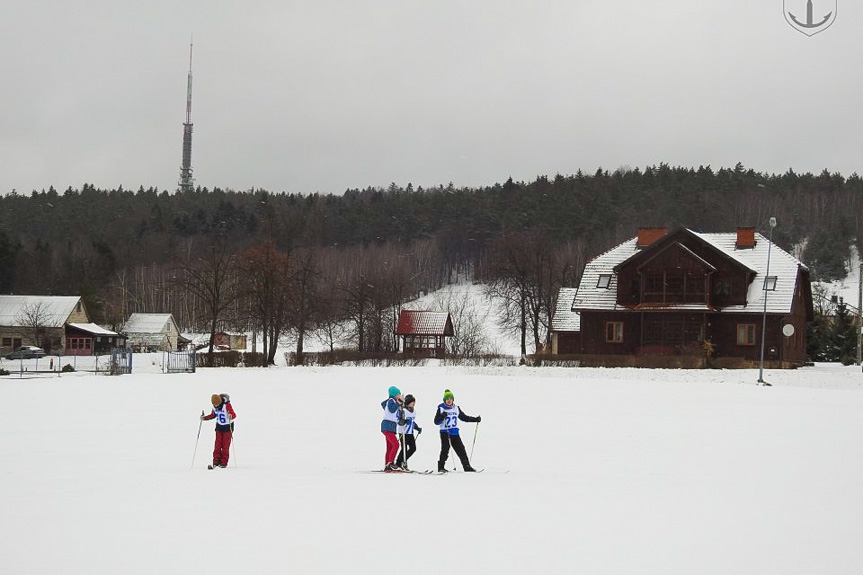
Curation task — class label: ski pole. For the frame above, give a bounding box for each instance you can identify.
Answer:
[469,422,480,464]
[229,422,237,468]
[191,410,204,469]
[446,431,456,471]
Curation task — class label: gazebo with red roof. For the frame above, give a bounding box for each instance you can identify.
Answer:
[395,310,454,358]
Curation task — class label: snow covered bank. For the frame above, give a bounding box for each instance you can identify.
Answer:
[2,364,862,574]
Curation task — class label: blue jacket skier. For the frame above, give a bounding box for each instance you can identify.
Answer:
[381,386,403,471]
[433,389,480,472]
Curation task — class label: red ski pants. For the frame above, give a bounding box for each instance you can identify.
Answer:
[382,430,399,465]
[213,430,232,466]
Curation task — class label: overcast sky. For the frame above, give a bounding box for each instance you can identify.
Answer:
[0,1,859,195]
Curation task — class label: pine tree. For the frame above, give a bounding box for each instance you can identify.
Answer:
[832,300,858,365]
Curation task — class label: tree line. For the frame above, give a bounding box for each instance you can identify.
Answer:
[1,163,861,361]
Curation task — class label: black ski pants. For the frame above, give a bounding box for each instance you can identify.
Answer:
[439,432,472,471]
[396,433,417,467]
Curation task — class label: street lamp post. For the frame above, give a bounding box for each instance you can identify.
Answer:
[857,261,862,367]
[758,217,777,384]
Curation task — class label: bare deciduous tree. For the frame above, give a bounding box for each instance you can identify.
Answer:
[485,232,537,356]
[431,289,490,357]
[336,247,377,352]
[15,302,52,350]
[286,247,323,365]
[173,242,240,361]
[240,240,290,365]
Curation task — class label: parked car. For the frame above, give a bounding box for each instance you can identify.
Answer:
[5,346,46,360]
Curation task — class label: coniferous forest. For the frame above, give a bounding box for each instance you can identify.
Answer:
[1,163,860,362]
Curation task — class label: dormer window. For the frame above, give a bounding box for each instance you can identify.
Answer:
[597,274,612,289]
[763,276,777,291]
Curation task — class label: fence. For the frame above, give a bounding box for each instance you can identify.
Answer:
[165,349,196,373]
[109,348,133,375]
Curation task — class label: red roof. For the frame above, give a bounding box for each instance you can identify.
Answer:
[395,310,454,336]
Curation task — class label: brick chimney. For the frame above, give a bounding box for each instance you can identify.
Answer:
[636,227,667,248]
[735,227,756,249]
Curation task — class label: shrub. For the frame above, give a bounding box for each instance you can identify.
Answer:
[62,364,75,372]
[241,352,267,367]
[0,368,9,376]
[194,351,265,368]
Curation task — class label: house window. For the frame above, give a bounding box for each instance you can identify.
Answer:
[596,275,612,289]
[646,272,663,292]
[665,270,684,294]
[68,337,93,351]
[763,276,777,291]
[1,337,10,347]
[76,301,82,312]
[737,324,756,346]
[605,322,624,343]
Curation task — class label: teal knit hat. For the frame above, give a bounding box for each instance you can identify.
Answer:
[388,386,401,397]
[443,389,454,401]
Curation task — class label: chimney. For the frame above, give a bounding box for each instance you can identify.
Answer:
[636,227,667,248]
[736,227,756,249]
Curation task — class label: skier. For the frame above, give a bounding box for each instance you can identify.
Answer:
[434,389,480,472]
[395,394,423,470]
[381,386,403,472]
[201,393,236,469]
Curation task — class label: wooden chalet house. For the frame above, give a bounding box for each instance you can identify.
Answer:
[551,227,814,368]
[395,310,454,358]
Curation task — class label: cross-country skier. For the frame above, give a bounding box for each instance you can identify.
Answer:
[201,393,236,469]
[395,394,423,470]
[434,389,480,472]
[381,386,404,472]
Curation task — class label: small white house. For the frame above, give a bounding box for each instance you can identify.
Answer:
[122,313,183,352]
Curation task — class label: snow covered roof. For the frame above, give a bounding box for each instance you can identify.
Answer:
[123,313,176,334]
[572,229,806,315]
[68,323,120,336]
[552,287,580,332]
[395,310,453,336]
[572,237,639,312]
[690,231,806,314]
[0,295,84,328]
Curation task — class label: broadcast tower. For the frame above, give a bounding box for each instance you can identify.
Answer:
[179,41,194,192]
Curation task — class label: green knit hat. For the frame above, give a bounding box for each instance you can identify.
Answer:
[388,386,401,397]
[443,389,454,401]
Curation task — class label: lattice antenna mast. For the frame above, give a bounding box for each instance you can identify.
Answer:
[179,40,195,192]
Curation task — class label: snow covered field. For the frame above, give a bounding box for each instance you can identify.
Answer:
[3,363,863,574]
